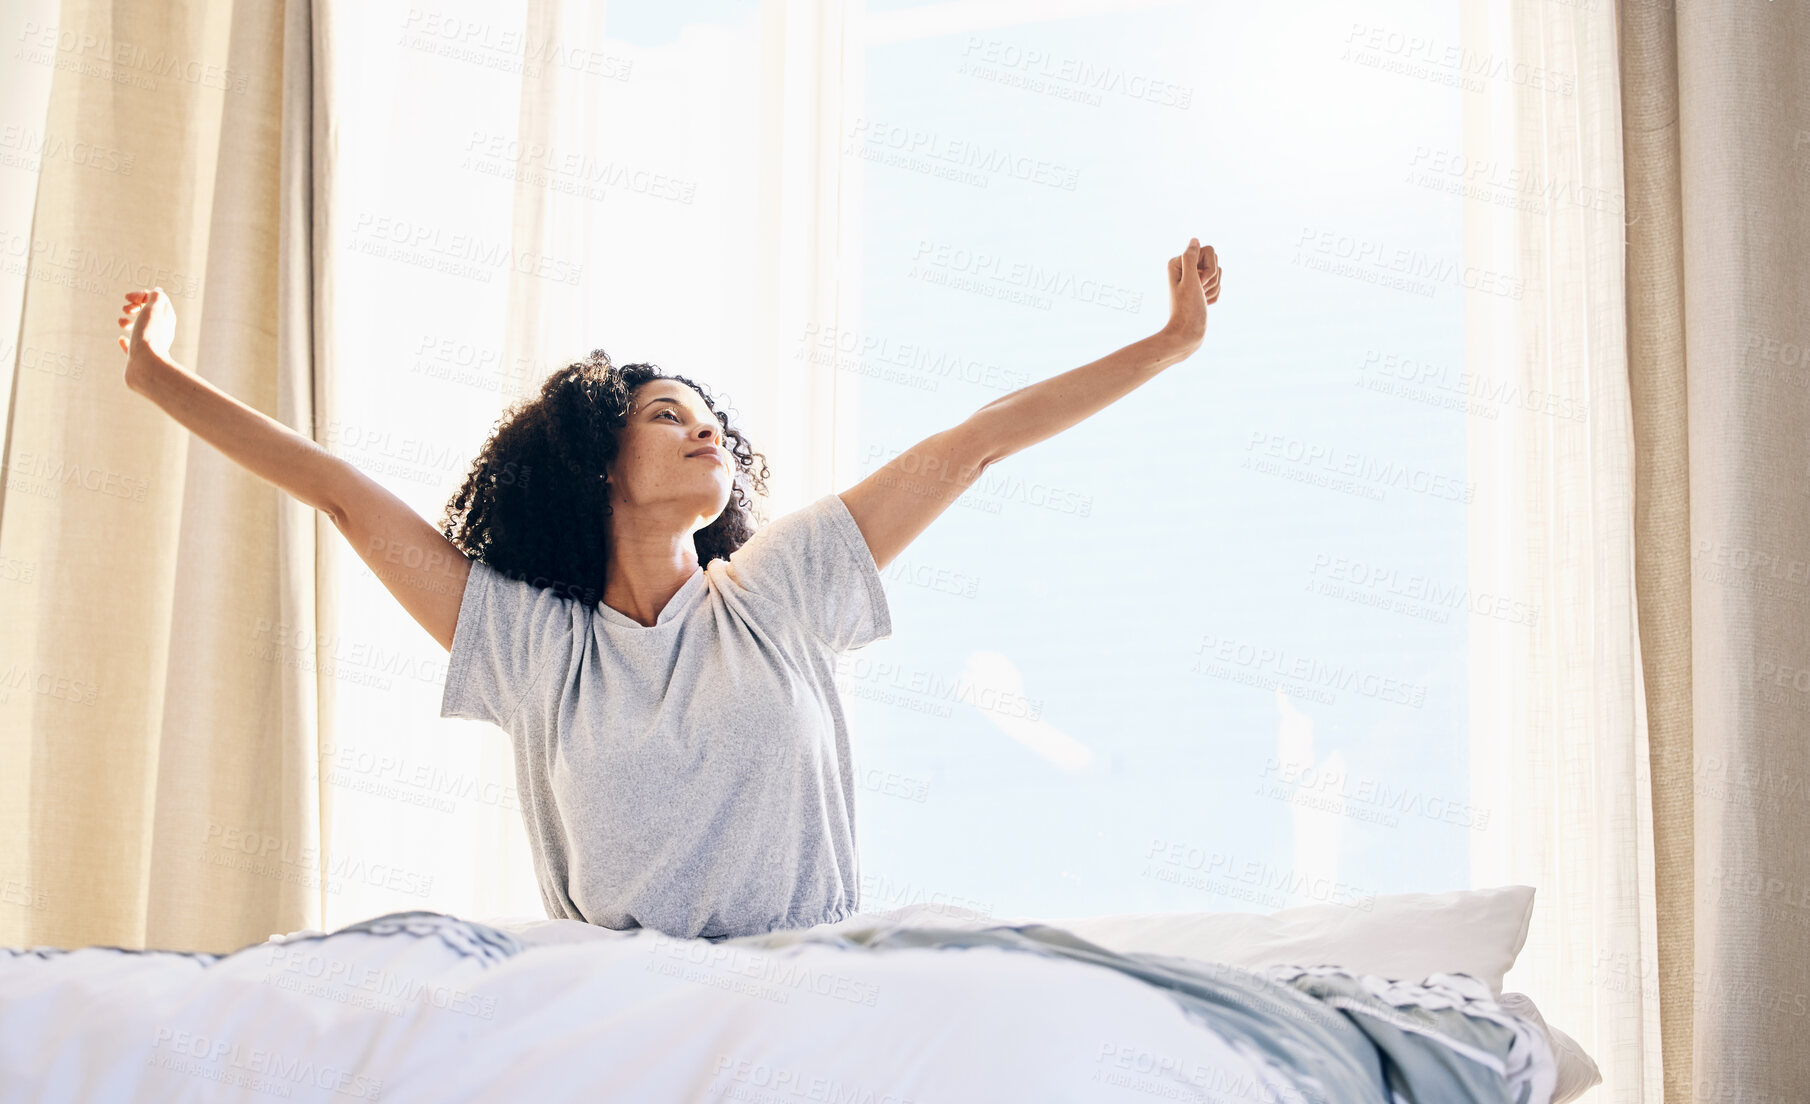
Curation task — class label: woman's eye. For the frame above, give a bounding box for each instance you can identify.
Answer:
[659,410,680,422]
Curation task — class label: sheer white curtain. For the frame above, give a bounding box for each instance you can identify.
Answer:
[315,0,863,927]
[1462,1,1662,1099]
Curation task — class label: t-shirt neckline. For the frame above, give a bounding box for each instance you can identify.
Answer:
[592,565,708,629]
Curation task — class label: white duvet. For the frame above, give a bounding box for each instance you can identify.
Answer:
[0,908,1285,1104]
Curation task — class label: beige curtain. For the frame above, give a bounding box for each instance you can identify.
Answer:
[1623,1,1810,1100]
[0,0,335,954]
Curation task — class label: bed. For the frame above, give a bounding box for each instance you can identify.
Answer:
[0,886,1600,1103]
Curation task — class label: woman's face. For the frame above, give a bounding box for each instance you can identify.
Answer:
[604,379,733,523]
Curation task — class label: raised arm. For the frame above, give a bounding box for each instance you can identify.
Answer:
[117,288,471,652]
[839,239,1222,572]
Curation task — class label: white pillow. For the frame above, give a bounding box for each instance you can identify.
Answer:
[1497,991,1603,1104]
[978,884,1538,995]
[846,887,1604,1090]
[849,887,1581,1088]
[488,887,1535,995]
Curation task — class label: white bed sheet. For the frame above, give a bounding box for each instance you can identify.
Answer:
[1,910,1280,1104]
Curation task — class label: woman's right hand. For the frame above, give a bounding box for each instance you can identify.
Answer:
[117,287,181,394]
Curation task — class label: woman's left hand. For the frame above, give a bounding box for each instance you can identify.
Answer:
[1159,238,1221,356]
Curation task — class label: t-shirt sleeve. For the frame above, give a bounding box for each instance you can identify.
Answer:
[725,492,893,653]
[439,558,581,728]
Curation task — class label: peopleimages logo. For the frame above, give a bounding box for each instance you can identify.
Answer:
[200,822,435,898]
[1260,757,1491,832]
[147,1028,382,1101]
[1142,839,1377,912]
[1192,633,1429,709]
[264,944,497,1020]
[1244,430,1475,503]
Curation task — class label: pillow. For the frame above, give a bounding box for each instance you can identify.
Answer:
[846,887,1601,1093]
[993,884,1538,995]
[1496,991,1603,1104]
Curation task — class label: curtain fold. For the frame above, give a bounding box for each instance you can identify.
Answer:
[1618,2,1694,1099]
[1460,0,1664,1099]
[0,0,331,953]
[1623,1,1810,1100]
[747,0,867,516]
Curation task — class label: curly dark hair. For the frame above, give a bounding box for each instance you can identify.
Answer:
[440,349,772,607]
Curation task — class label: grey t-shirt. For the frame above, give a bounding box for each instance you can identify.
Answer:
[439,492,892,940]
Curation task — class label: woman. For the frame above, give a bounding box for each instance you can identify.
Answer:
[115,239,1223,941]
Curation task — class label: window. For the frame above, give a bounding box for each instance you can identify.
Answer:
[845,1,1473,921]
